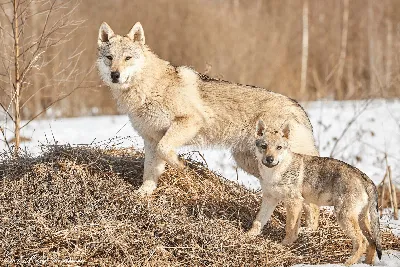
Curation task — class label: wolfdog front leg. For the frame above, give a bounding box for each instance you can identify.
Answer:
[136,140,166,196]
[156,116,202,169]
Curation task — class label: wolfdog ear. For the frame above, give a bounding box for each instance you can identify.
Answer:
[255,119,266,137]
[127,22,145,44]
[281,123,290,139]
[98,22,114,45]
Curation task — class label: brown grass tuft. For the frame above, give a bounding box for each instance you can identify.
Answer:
[0,145,399,266]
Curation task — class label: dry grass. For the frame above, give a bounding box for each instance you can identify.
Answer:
[0,145,399,266]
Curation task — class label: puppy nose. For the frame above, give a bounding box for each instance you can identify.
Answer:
[111,71,120,82]
[265,156,274,164]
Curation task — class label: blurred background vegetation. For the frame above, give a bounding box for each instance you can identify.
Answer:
[1,0,400,119]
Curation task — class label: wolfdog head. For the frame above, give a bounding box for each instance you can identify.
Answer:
[97,22,146,89]
[255,119,290,168]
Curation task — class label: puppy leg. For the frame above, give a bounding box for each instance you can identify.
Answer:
[303,203,320,230]
[359,209,377,265]
[282,198,304,245]
[157,116,201,169]
[248,195,279,236]
[288,122,320,230]
[337,211,365,266]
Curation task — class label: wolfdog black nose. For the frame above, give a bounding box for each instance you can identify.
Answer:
[265,156,274,164]
[111,71,120,82]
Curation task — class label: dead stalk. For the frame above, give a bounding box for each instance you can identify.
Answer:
[379,169,388,217]
[387,166,398,219]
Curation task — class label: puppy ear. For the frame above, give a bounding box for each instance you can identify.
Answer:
[98,22,114,45]
[255,119,266,137]
[281,123,290,139]
[127,22,145,44]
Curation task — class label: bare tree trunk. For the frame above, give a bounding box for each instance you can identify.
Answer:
[300,0,309,97]
[346,57,355,98]
[385,19,393,91]
[368,0,377,95]
[13,0,20,155]
[336,0,349,100]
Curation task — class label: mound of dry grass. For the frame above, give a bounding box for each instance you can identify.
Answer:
[0,145,399,266]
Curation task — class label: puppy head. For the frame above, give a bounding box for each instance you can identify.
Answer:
[255,119,290,168]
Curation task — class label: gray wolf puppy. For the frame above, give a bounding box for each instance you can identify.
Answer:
[96,22,319,227]
[250,119,382,266]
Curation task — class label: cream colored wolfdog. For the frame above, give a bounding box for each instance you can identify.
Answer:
[96,22,319,228]
[251,119,382,265]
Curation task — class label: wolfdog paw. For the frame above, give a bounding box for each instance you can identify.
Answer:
[135,181,157,197]
[247,223,261,237]
[281,237,296,246]
[157,147,185,170]
[168,158,185,170]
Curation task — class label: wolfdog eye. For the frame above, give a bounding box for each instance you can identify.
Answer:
[125,56,132,61]
[106,55,113,60]
[277,146,282,150]
[260,144,267,150]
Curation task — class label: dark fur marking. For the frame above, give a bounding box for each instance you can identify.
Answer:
[198,72,230,83]
[196,71,313,132]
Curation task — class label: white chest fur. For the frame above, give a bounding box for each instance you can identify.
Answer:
[258,154,297,199]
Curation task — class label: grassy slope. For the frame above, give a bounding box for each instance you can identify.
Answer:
[0,145,399,266]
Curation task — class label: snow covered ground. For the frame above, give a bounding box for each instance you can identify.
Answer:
[292,250,400,267]
[1,99,399,266]
[3,99,399,189]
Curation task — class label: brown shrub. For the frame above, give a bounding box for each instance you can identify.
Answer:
[378,183,400,209]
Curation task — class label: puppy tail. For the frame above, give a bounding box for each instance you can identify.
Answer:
[367,182,383,260]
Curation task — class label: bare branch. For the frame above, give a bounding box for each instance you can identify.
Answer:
[0,25,14,39]
[21,64,95,129]
[0,125,12,153]
[0,102,15,122]
[0,0,12,5]
[0,2,12,24]
[19,50,44,84]
[330,100,372,157]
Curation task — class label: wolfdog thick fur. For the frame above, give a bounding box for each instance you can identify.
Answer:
[97,22,320,228]
[251,119,382,266]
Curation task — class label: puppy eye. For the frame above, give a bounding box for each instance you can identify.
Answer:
[125,56,132,61]
[260,144,267,150]
[106,55,113,60]
[277,146,282,150]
